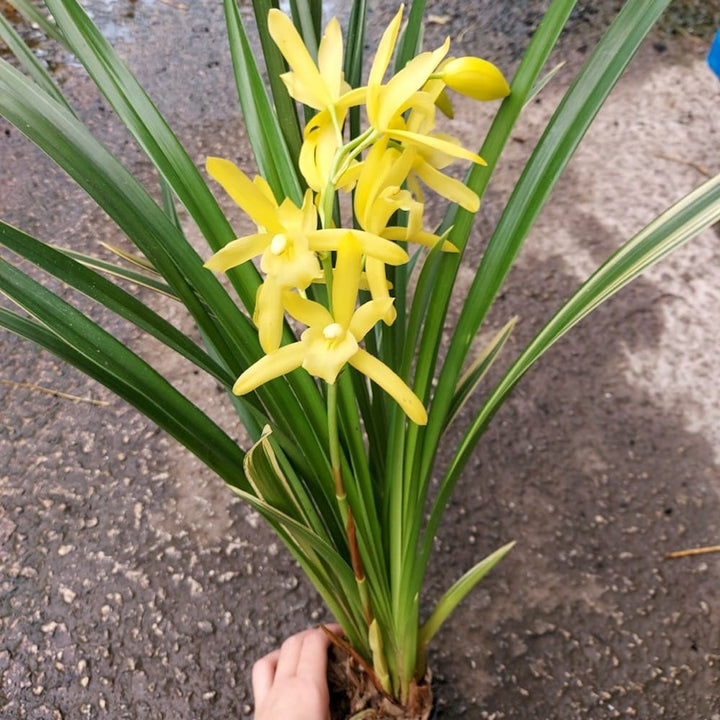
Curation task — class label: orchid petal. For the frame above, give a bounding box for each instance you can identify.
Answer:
[206,157,283,232]
[383,227,459,253]
[368,5,403,88]
[413,160,481,212]
[349,299,393,340]
[365,257,396,324]
[406,171,425,205]
[204,233,270,272]
[353,140,390,230]
[332,234,362,329]
[378,40,450,128]
[376,187,424,236]
[233,342,305,395]
[415,130,460,169]
[349,349,427,425]
[334,86,368,112]
[268,9,330,109]
[278,72,329,111]
[254,279,285,353]
[300,189,318,233]
[318,17,347,98]
[308,230,408,265]
[283,292,333,328]
[402,91,438,132]
[253,174,278,204]
[386,129,487,165]
[300,113,342,191]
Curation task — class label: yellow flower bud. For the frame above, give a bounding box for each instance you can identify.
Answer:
[441,56,510,101]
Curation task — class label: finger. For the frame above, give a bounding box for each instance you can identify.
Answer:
[275,630,313,679]
[296,628,331,683]
[321,622,343,636]
[252,648,280,705]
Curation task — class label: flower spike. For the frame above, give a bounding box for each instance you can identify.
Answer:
[234,235,427,425]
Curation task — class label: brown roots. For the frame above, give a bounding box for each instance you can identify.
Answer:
[327,645,434,720]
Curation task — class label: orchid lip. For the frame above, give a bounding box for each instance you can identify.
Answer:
[323,322,344,340]
[270,233,288,255]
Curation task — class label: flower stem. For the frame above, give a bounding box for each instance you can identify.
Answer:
[327,382,373,628]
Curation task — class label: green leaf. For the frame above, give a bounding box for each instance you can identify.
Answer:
[0,57,330,480]
[228,483,368,653]
[418,541,516,649]
[99,242,159,273]
[0,258,250,489]
[448,171,720,497]
[0,9,73,112]
[444,316,518,432]
[245,427,332,537]
[57,247,177,299]
[224,0,304,204]
[250,0,304,161]
[344,0,368,140]
[0,220,235,388]
[401,0,578,628]
[344,0,368,88]
[416,0,672,563]
[526,61,566,106]
[6,0,64,44]
[42,0,262,310]
[421,172,720,574]
[430,0,673,439]
[409,0,578,415]
[0,56,247,374]
[160,176,183,230]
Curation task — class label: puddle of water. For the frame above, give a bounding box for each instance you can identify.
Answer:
[83,0,135,44]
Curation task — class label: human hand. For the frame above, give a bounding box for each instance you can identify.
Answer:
[252,626,338,720]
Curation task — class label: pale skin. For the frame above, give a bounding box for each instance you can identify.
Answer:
[252,626,339,720]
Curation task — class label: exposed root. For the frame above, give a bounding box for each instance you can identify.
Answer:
[327,644,433,720]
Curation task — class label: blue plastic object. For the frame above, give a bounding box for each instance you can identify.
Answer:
[709,30,720,80]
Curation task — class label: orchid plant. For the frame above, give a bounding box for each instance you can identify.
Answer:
[1,0,719,716]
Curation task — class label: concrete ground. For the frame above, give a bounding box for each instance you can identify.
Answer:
[1,1,719,718]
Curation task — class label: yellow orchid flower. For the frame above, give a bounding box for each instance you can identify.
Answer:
[354,138,459,250]
[267,9,367,138]
[365,8,485,167]
[204,157,408,278]
[205,157,410,351]
[367,72,481,214]
[299,106,364,193]
[204,158,322,289]
[267,9,372,194]
[233,235,427,425]
[268,9,351,113]
[352,138,461,323]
